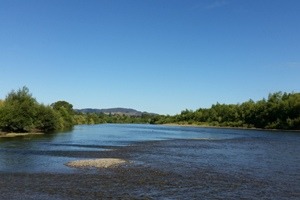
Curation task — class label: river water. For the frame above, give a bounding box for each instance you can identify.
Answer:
[0,124,299,199]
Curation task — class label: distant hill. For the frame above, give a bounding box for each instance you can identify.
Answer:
[75,108,157,116]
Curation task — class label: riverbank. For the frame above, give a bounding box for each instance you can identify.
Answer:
[163,123,300,132]
[0,132,44,138]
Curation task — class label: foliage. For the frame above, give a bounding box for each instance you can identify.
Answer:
[35,104,60,133]
[1,88,298,132]
[0,87,38,132]
[0,87,75,133]
[72,92,300,130]
[73,112,154,125]
[152,92,300,130]
[51,101,75,130]
[51,101,74,115]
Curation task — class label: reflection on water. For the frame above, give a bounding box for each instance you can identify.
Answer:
[0,124,299,174]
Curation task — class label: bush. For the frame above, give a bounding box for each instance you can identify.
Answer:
[0,87,37,132]
[0,87,75,133]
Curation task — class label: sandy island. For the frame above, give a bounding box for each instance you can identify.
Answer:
[65,158,127,169]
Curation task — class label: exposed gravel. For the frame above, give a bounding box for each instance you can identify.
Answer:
[65,158,127,168]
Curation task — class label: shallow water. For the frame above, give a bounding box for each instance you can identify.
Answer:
[0,124,299,199]
[0,124,245,173]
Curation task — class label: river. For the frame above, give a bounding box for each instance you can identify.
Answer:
[0,124,299,199]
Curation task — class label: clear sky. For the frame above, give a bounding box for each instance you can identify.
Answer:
[0,0,299,115]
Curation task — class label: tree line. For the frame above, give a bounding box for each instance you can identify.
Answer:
[73,112,153,125]
[72,91,300,130]
[1,87,299,133]
[151,92,300,130]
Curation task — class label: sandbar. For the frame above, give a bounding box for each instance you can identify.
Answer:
[65,158,127,169]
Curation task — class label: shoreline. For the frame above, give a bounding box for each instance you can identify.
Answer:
[0,132,44,138]
[162,123,300,132]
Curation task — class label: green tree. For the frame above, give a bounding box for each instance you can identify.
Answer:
[0,87,38,132]
[35,104,60,133]
[51,101,74,115]
[51,101,75,130]
[157,91,300,130]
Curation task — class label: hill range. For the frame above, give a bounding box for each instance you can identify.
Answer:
[75,108,157,117]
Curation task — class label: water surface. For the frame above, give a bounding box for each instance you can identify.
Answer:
[0,124,299,199]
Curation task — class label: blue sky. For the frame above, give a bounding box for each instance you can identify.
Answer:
[0,0,299,115]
